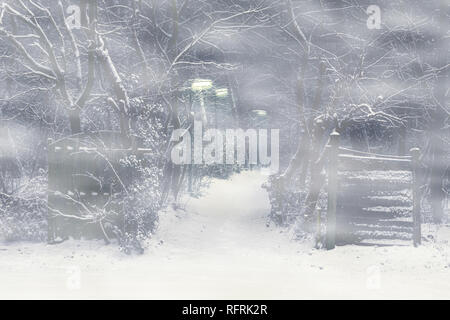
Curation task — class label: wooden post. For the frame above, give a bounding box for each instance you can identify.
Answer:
[188,117,194,194]
[131,135,138,153]
[326,131,340,250]
[410,147,421,246]
[47,138,55,243]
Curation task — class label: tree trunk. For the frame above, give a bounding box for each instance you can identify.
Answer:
[429,2,448,223]
[302,121,327,221]
[69,109,82,134]
[429,132,445,223]
[227,74,240,127]
[397,125,406,156]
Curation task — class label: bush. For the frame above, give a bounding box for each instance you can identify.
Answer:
[115,155,163,254]
[0,174,47,242]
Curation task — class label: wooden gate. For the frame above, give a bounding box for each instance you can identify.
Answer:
[325,131,421,249]
[47,135,152,243]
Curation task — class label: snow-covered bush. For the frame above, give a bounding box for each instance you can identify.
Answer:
[0,174,47,242]
[117,155,163,254]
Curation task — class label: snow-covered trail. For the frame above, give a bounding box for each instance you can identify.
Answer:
[0,170,450,299]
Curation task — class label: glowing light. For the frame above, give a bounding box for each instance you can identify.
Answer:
[191,79,213,91]
[251,109,267,116]
[215,88,229,97]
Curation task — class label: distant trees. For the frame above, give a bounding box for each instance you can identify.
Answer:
[0,1,447,244]
[262,0,449,226]
[0,0,269,245]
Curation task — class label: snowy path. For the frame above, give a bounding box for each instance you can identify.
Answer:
[0,170,450,299]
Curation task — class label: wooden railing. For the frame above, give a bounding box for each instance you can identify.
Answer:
[46,137,154,243]
[325,131,421,249]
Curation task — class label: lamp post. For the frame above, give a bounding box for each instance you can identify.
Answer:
[188,79,212,194]
[191,79,213,125]
[214,88,228,128]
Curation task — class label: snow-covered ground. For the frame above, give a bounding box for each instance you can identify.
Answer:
[0,170,449,299]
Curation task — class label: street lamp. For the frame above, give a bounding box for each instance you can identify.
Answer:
[215,88,228,97]
[191,79,213,124]
[251,109,267,117]
[191,79,213,92]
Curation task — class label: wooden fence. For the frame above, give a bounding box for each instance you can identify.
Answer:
[325,131,421,249]
[47,136,153,243]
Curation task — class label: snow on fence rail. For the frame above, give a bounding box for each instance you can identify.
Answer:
[324,131,421,250]
[46,136,154,243]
